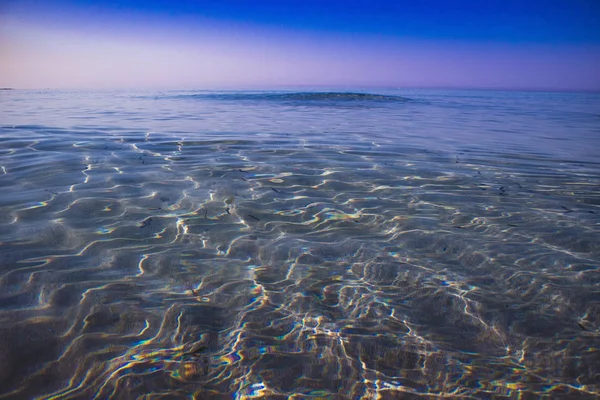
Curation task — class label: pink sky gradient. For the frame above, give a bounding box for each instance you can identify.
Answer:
[1,15,599,91]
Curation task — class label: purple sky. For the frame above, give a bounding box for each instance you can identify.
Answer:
[1,0,599,90]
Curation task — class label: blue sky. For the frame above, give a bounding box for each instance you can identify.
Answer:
[1,0,599,90]
[94,0,600,42]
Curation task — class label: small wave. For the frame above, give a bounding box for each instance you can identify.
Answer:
[263,92,409,102]
[165,91,411,103]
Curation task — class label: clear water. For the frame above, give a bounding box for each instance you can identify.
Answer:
[0,88,599,399]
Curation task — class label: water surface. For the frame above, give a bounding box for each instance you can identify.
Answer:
[1,89,599,399]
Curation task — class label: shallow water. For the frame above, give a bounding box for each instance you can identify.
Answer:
[0,88,599,399]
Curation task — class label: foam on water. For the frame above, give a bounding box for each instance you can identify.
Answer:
[0,89,599,399]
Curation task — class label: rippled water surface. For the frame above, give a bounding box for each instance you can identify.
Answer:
[1,88,599,399]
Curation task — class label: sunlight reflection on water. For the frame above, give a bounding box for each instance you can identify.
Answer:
[0,89,599,399]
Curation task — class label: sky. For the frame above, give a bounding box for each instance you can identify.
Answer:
[1,0,599,90]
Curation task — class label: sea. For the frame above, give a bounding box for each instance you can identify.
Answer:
[0,88,599,399]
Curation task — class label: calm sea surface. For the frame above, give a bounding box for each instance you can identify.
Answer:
[0,88,599,399]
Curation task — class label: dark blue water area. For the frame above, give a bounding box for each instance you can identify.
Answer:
[0,88,599,398]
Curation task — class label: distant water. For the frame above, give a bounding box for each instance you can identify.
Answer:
[1,88,599,399]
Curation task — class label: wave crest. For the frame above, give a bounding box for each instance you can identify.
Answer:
[167,91,411,103]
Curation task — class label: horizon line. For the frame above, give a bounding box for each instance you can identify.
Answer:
[2,85,600,94]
